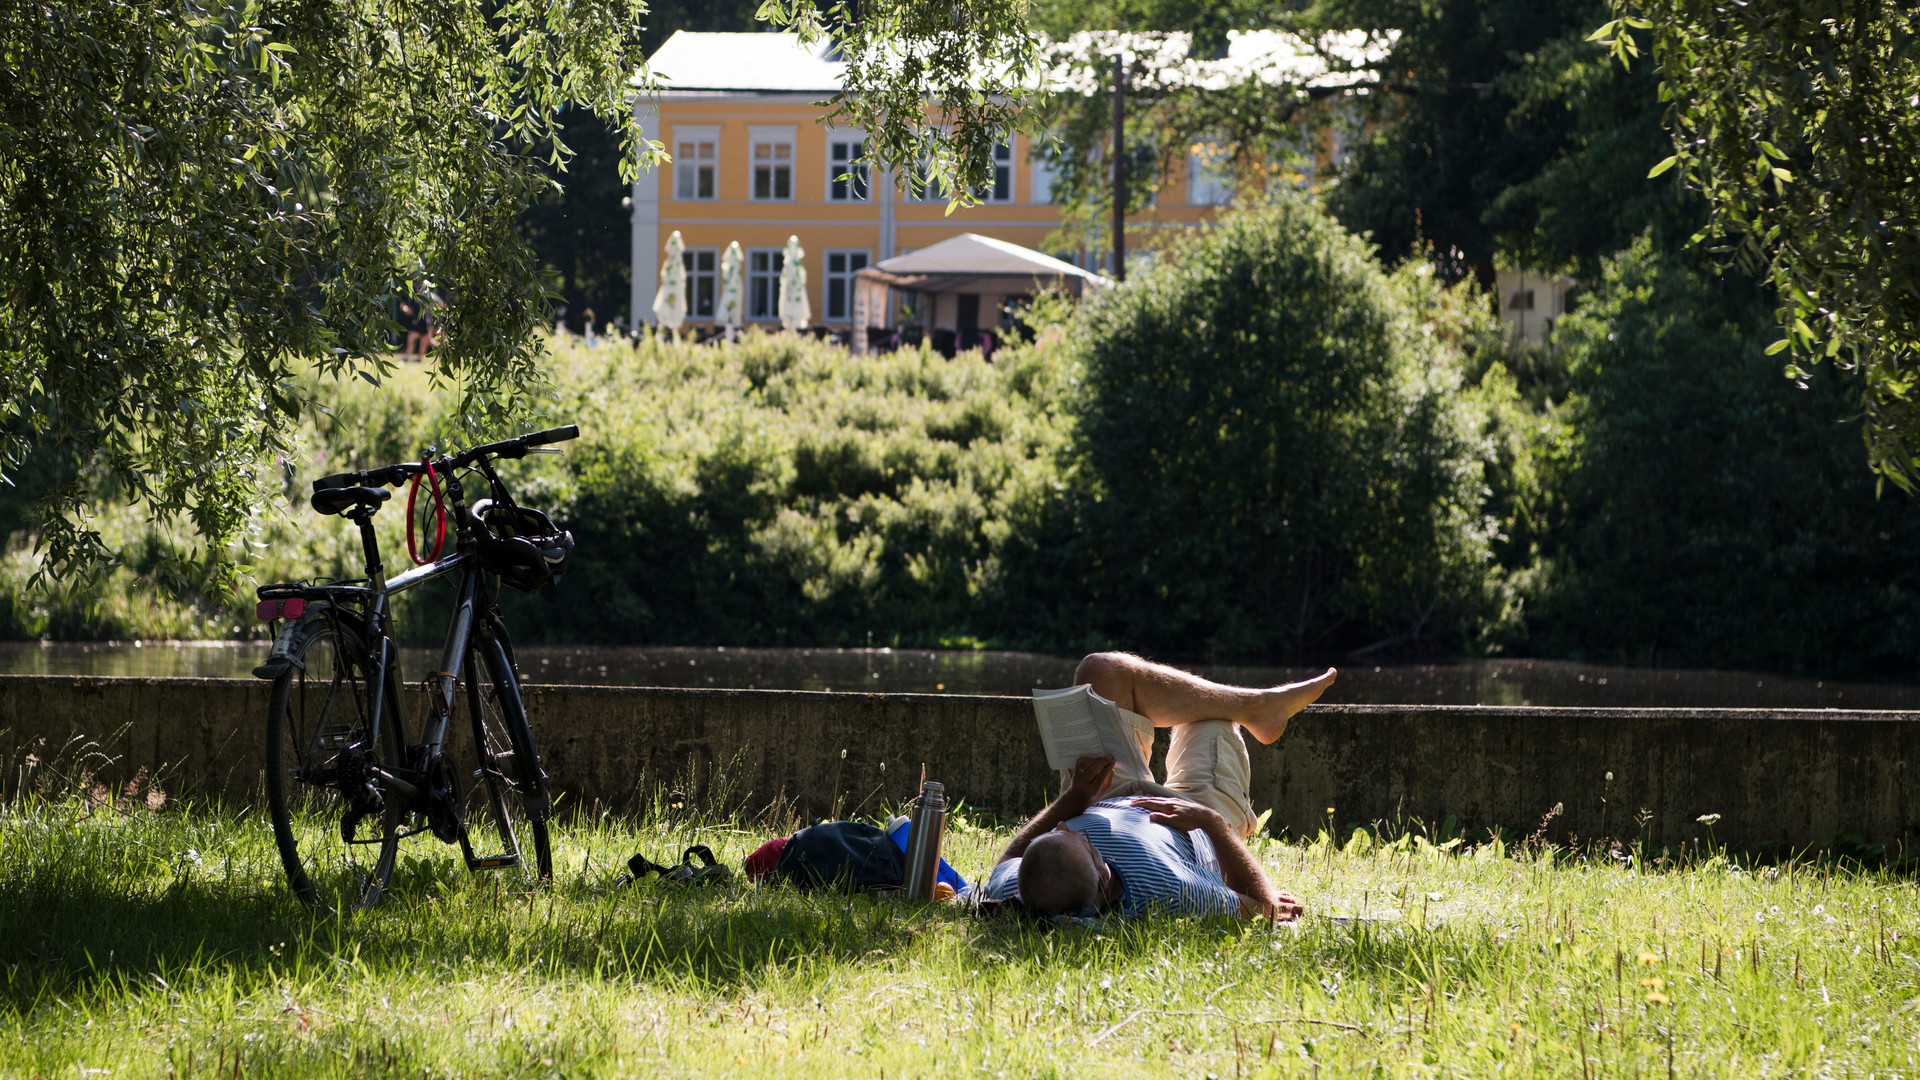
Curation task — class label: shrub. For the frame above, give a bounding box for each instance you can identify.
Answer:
[1004,196,1510,656]
[500,331,1075,646]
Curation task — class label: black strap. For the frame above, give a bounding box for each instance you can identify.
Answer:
[627,851,674,879]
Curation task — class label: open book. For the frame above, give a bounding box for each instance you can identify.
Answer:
[1030,684,1152,782]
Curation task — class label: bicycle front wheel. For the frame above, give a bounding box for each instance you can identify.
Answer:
[461,633,553,880]
[265,616,403,914]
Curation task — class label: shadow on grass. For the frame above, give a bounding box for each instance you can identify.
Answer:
[0,856,1513,1012]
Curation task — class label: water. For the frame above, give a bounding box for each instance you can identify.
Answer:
[2,640,1916,708]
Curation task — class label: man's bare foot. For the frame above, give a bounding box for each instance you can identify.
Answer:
[1241,668,1337,745]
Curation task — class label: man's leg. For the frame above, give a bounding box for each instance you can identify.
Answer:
[1075,652,1335,746]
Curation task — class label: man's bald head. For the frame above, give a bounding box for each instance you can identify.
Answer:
[1018,831,1102,914]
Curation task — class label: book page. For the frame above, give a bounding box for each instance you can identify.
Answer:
[1031,685,1104,771]
[1031,685,1151,780]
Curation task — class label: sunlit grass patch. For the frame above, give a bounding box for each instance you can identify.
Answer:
[2,795,1915,1078]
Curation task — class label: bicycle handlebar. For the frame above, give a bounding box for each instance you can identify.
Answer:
[312,424,580,492]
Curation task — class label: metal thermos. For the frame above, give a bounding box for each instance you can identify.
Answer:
[904,780,948,899]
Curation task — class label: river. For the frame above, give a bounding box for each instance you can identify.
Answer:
[2,640,1915,708]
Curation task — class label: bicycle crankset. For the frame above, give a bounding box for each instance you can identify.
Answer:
[332,744,386,844]
[420,751,465,845]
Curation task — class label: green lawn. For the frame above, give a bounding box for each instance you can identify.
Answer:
[2,792,1915,1078]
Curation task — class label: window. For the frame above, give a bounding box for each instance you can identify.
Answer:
[750,127,795,201]
[674,127,718,201]
[976,142,1013,202]
[824,249,870,321]
[683,247,717,318]
[1028,143,1058,204]
[828,137,869,201]
[1269,125,1317,188]
[905,151,945,202]
[748,248,786,320]
[1187,138,1232,206]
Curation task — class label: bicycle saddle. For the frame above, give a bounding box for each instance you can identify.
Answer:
[311,485,391,517]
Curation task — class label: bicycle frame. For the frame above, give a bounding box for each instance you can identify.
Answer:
[268,471,508,825]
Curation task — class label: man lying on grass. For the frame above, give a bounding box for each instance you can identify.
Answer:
[980,652,1335,921]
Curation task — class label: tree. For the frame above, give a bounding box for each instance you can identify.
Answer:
[0,0,656,582]
[519,0,764,334]
[1021,197,1503,656]
[1533,238,1920,673]
[1595,2,1920,489]
[1324,0,1691,286]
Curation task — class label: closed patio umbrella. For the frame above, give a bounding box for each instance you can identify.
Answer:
[778,234,810,333]
[653,230,688,338]
[717,241,745,340]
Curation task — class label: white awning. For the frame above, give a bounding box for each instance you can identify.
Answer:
[864,233,1111,292]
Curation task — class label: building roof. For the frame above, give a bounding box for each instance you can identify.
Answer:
[859,233,1111,294]
[645,30,844,93]
[643,29,1395,96]
[1047,29,1396,94]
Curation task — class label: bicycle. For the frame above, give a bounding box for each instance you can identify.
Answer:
[251,424,579,914]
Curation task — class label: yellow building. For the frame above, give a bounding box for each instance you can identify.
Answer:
[630,31,1272,337]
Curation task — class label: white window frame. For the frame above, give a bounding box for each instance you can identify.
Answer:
[1028,146,1058,205]
[749,125,797,202]
[826,135,870,202]
[683,246,718,319]
[747,246,786,320]
[1186,137,1233,207]
[823,249,871,322]
[977,141,1014,202]
[673,125,719,202]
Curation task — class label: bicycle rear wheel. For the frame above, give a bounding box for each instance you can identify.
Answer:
[460,633,553,880]
[265,615,403,914]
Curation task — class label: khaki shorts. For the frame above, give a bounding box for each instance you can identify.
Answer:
[1057,710,1259,837]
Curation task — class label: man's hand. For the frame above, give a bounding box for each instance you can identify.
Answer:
[997,754,1115,864]
[1132,796,1288,922]
[1070,755,1116,803]
[1129,796,1224,835]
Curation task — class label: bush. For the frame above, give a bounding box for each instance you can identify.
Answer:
[1001,197,1513,656]
[1527,238,1920,673]
[500,331,1074,646]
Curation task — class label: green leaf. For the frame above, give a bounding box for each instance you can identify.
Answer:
[1647,155,1679,179]
[1765,338,1791,356]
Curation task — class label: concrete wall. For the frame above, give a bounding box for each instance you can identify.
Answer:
[3,675,1917,852]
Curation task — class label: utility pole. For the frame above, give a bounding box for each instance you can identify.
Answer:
[1111,51,1126,282]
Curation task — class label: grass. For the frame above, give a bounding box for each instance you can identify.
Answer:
[2,787,1916,1078]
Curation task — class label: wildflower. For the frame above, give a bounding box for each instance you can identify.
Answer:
[1645,991,1669,1004]
[1637,951,1659,964]
[1696,813,1722,825]
[1641,977,1665,988]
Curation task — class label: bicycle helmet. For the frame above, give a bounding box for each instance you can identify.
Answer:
[468,499,574,592]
